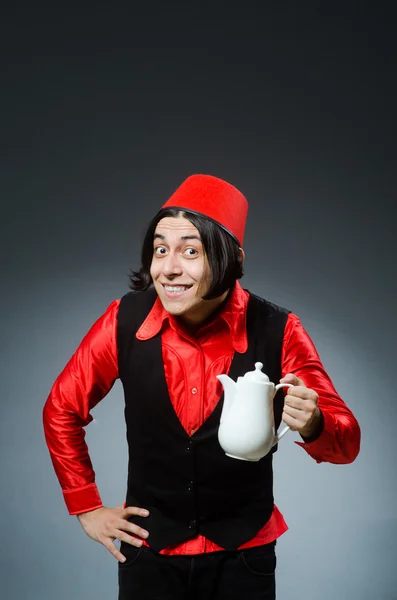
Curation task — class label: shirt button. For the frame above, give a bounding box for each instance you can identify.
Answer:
[190,429,196,435]
[191,387,198,395]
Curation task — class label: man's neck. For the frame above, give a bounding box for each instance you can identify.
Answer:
[177,290,230,335]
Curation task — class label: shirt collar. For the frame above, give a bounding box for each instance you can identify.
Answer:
[136,281,249,353]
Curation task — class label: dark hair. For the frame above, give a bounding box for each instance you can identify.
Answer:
[129,208,244,300]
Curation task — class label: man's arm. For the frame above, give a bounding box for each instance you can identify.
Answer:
[42,299,120,513]
[43,298,151,562]
[281,313,361,464]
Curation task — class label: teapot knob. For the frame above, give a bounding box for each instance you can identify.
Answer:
[243,362,270,383]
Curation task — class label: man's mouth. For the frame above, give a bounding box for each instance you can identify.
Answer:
[162,284,193,294]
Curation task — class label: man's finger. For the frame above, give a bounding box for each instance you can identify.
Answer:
[283,404,309,421]
[101,537,128,563]
[285,386,318,401]
[123,506,150,518]
[281,411,302,431]
[117,531,146,547]
[118,520,149,540]
[280,373,305,387]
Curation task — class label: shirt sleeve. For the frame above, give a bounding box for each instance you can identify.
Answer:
[281,313,361,464]
[42,299,120,514]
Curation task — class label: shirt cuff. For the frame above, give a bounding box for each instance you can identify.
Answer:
[63,483,103,515]
[294,410,336,463]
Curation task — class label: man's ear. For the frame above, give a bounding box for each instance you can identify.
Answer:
[239,247,245,263]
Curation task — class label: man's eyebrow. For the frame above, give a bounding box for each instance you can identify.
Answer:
[181,235,201,241]
[153,233,201,241]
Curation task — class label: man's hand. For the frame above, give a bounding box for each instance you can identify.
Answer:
[77,504,150,562]
[279,374,323,440]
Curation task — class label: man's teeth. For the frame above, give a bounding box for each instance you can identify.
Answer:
[164,285,190,292]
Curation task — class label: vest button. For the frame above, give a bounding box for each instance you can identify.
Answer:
[187,481,194,492]
[188,519,197,529]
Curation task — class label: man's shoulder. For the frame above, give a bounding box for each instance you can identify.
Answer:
[117,288,158,324]
[245,289,291,317]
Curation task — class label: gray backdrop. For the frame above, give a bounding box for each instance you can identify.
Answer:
[1,3,396,599]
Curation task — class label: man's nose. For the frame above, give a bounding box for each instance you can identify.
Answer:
[162,252,183,277]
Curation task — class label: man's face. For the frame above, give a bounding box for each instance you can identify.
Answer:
[150,216,226,327]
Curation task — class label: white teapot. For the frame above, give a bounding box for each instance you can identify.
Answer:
[216,362,294,461]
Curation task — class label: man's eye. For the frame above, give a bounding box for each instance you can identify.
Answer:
[155,247,167,255]
[184,248,198,256]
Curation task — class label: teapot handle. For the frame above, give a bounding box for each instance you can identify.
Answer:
[273,383,294,444]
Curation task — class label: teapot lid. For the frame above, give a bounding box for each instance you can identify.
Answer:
[243,362,270,383]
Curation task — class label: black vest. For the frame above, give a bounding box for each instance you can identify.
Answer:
[117,288,290,552]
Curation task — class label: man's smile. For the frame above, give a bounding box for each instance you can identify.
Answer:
[162,284,193,297]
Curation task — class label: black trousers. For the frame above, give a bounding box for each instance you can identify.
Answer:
[118,541,277,600]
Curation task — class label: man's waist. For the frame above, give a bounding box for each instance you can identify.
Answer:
[140,505,288,555]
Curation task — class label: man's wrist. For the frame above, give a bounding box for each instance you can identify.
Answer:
[299,408,324,442]
[76,506,103,524]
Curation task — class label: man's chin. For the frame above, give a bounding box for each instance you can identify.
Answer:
[166,303,189,315]
[156,294,189,316]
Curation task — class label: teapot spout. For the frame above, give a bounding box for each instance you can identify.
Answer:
[216,374,237,423]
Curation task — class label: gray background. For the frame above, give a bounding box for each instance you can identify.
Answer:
[1,3,396,599]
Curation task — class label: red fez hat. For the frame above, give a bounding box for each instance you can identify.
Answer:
[161,174,248,246]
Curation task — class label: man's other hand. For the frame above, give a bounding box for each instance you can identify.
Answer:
[77,504,150,562]
[279,374,323,440]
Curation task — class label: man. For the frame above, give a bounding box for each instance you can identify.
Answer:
[43,174,360,599]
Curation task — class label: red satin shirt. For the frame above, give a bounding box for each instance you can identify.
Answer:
[43,282,360,555]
